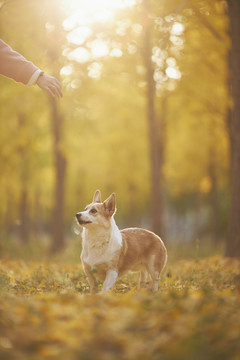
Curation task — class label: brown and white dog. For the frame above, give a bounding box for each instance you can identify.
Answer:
[76,190,167,293]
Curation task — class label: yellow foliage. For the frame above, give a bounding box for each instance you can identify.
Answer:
[0,256,240,360]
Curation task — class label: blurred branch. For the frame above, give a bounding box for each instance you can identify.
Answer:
[183,85,226,116]
[0,0,9,10]
[0,0,17,11]
[191,4,225,42]
[174,0,188,17]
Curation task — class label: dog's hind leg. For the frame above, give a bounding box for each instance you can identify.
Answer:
[149,269,160,292]
[147,255,160,292]
[151,273,160,292]
[139,269,148,288]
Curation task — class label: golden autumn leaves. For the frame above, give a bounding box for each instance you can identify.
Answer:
[0,257,240,360]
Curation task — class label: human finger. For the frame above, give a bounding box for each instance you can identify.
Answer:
[45,85,56,98]
[54,84,63,98]
[47,82,62,98]
[51,79,63,98]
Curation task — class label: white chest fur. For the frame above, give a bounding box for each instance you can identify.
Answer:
[81,218,122,268]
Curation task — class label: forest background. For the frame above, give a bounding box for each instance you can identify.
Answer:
[1,1,240,359]
[0,0,238,259]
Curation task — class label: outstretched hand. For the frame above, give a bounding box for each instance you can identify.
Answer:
[36,74,63,98]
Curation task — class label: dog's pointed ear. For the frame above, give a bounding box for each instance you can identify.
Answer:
[103,193,116,217]
[93,189,102,203]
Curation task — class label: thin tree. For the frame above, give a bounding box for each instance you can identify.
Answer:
[226,0,240,257]
[49,97,67,253]
[141,0,164,237]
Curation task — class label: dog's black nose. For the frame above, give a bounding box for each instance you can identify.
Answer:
[76,212,82,221]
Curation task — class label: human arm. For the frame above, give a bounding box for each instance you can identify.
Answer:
[0,39,62,97]
[0,39,38,84]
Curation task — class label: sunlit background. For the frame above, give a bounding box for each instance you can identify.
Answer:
[0,0,230,257]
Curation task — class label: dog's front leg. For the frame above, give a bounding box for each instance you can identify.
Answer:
[82,262,98,293]
[101,270,118,293]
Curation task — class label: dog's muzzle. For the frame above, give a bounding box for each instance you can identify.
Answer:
[76,212,92,225]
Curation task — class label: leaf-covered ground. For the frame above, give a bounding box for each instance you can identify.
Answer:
[0,256,240,360]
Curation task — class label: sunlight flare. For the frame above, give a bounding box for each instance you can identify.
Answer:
[61,0,136,63]
[62,0,136,27]
[166,67,181,80]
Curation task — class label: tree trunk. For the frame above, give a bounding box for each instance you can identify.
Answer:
[19,188,29,243]
[208,150,220,242]
[142,0,163,236]
[33,188,43,240]
[49,97,66,253]
[226,0,240,257]
[17,113,30,243]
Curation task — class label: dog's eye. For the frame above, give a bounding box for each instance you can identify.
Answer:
[90,208,97,214]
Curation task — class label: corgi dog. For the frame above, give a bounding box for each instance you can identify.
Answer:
[76,190,167,293]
